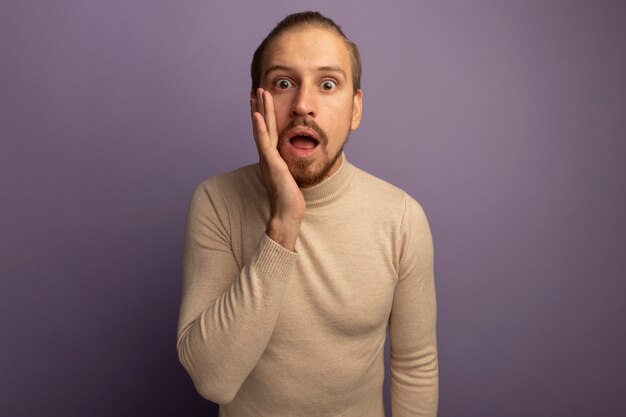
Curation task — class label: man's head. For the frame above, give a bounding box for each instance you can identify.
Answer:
[251,12,363,187]
[251,11,362,94]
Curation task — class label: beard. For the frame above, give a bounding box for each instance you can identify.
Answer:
[277,118,349,188]
[289,143,346,187]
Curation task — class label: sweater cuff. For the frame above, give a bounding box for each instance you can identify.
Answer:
[250,234,298,282]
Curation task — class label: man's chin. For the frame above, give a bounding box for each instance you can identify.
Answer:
[280,151,321,187]
[281,145,344,188]
[289,156,343,188]
[289,164,326,188]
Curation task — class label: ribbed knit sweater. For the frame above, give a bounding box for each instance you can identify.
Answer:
[177,157,438,416]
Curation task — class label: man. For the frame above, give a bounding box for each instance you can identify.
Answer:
[177,11,438,417]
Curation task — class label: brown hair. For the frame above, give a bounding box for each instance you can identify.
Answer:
[250,11,362,93]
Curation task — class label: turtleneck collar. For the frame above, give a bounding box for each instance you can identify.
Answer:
[300,154,355,208]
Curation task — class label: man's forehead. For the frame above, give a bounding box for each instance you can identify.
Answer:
[262,27,352,73]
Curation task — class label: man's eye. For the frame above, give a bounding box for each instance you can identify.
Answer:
[275,79,294,89]
[320,80,337,91]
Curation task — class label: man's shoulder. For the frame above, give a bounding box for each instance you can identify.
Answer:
[196,163,260,192]
[350,164,427,221]
[351,164,408,202]
[191,163,264,208]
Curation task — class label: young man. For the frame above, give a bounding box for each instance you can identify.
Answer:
[177,11,438,417]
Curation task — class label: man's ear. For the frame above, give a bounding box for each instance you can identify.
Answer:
[351,89,363,131]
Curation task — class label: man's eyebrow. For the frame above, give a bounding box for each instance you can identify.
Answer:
[264,65,293,78]
[316,66,347,79]
[264,65,347,79]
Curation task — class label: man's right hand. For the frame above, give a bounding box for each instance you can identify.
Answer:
[250,88,305,252]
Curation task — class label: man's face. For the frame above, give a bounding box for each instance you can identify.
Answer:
[259,26,362,187]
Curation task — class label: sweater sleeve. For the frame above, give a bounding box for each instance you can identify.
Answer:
[176,178,298,404]
[390,194,439,416]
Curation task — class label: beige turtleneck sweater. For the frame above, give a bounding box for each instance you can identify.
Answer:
[177,158,438,416]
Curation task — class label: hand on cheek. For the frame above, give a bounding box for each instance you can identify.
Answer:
[250,88,305,251]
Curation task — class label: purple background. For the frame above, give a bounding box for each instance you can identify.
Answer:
[2,1,625,416]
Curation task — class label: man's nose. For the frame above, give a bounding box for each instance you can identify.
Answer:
[291,85,316,118]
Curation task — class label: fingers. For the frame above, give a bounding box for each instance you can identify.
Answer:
[261,91,278,148]
[255,88,265,119]
[250,89,278,149]
[250,111,266,153]
[250,92,267,153]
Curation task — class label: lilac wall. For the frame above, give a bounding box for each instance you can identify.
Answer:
[2,1,625,416]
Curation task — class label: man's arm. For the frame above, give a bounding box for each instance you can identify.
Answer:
[176,90,304,404]
[389,195,439,416]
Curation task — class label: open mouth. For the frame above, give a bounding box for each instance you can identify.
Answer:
[290,134,319,150]
[287,126,321,151]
